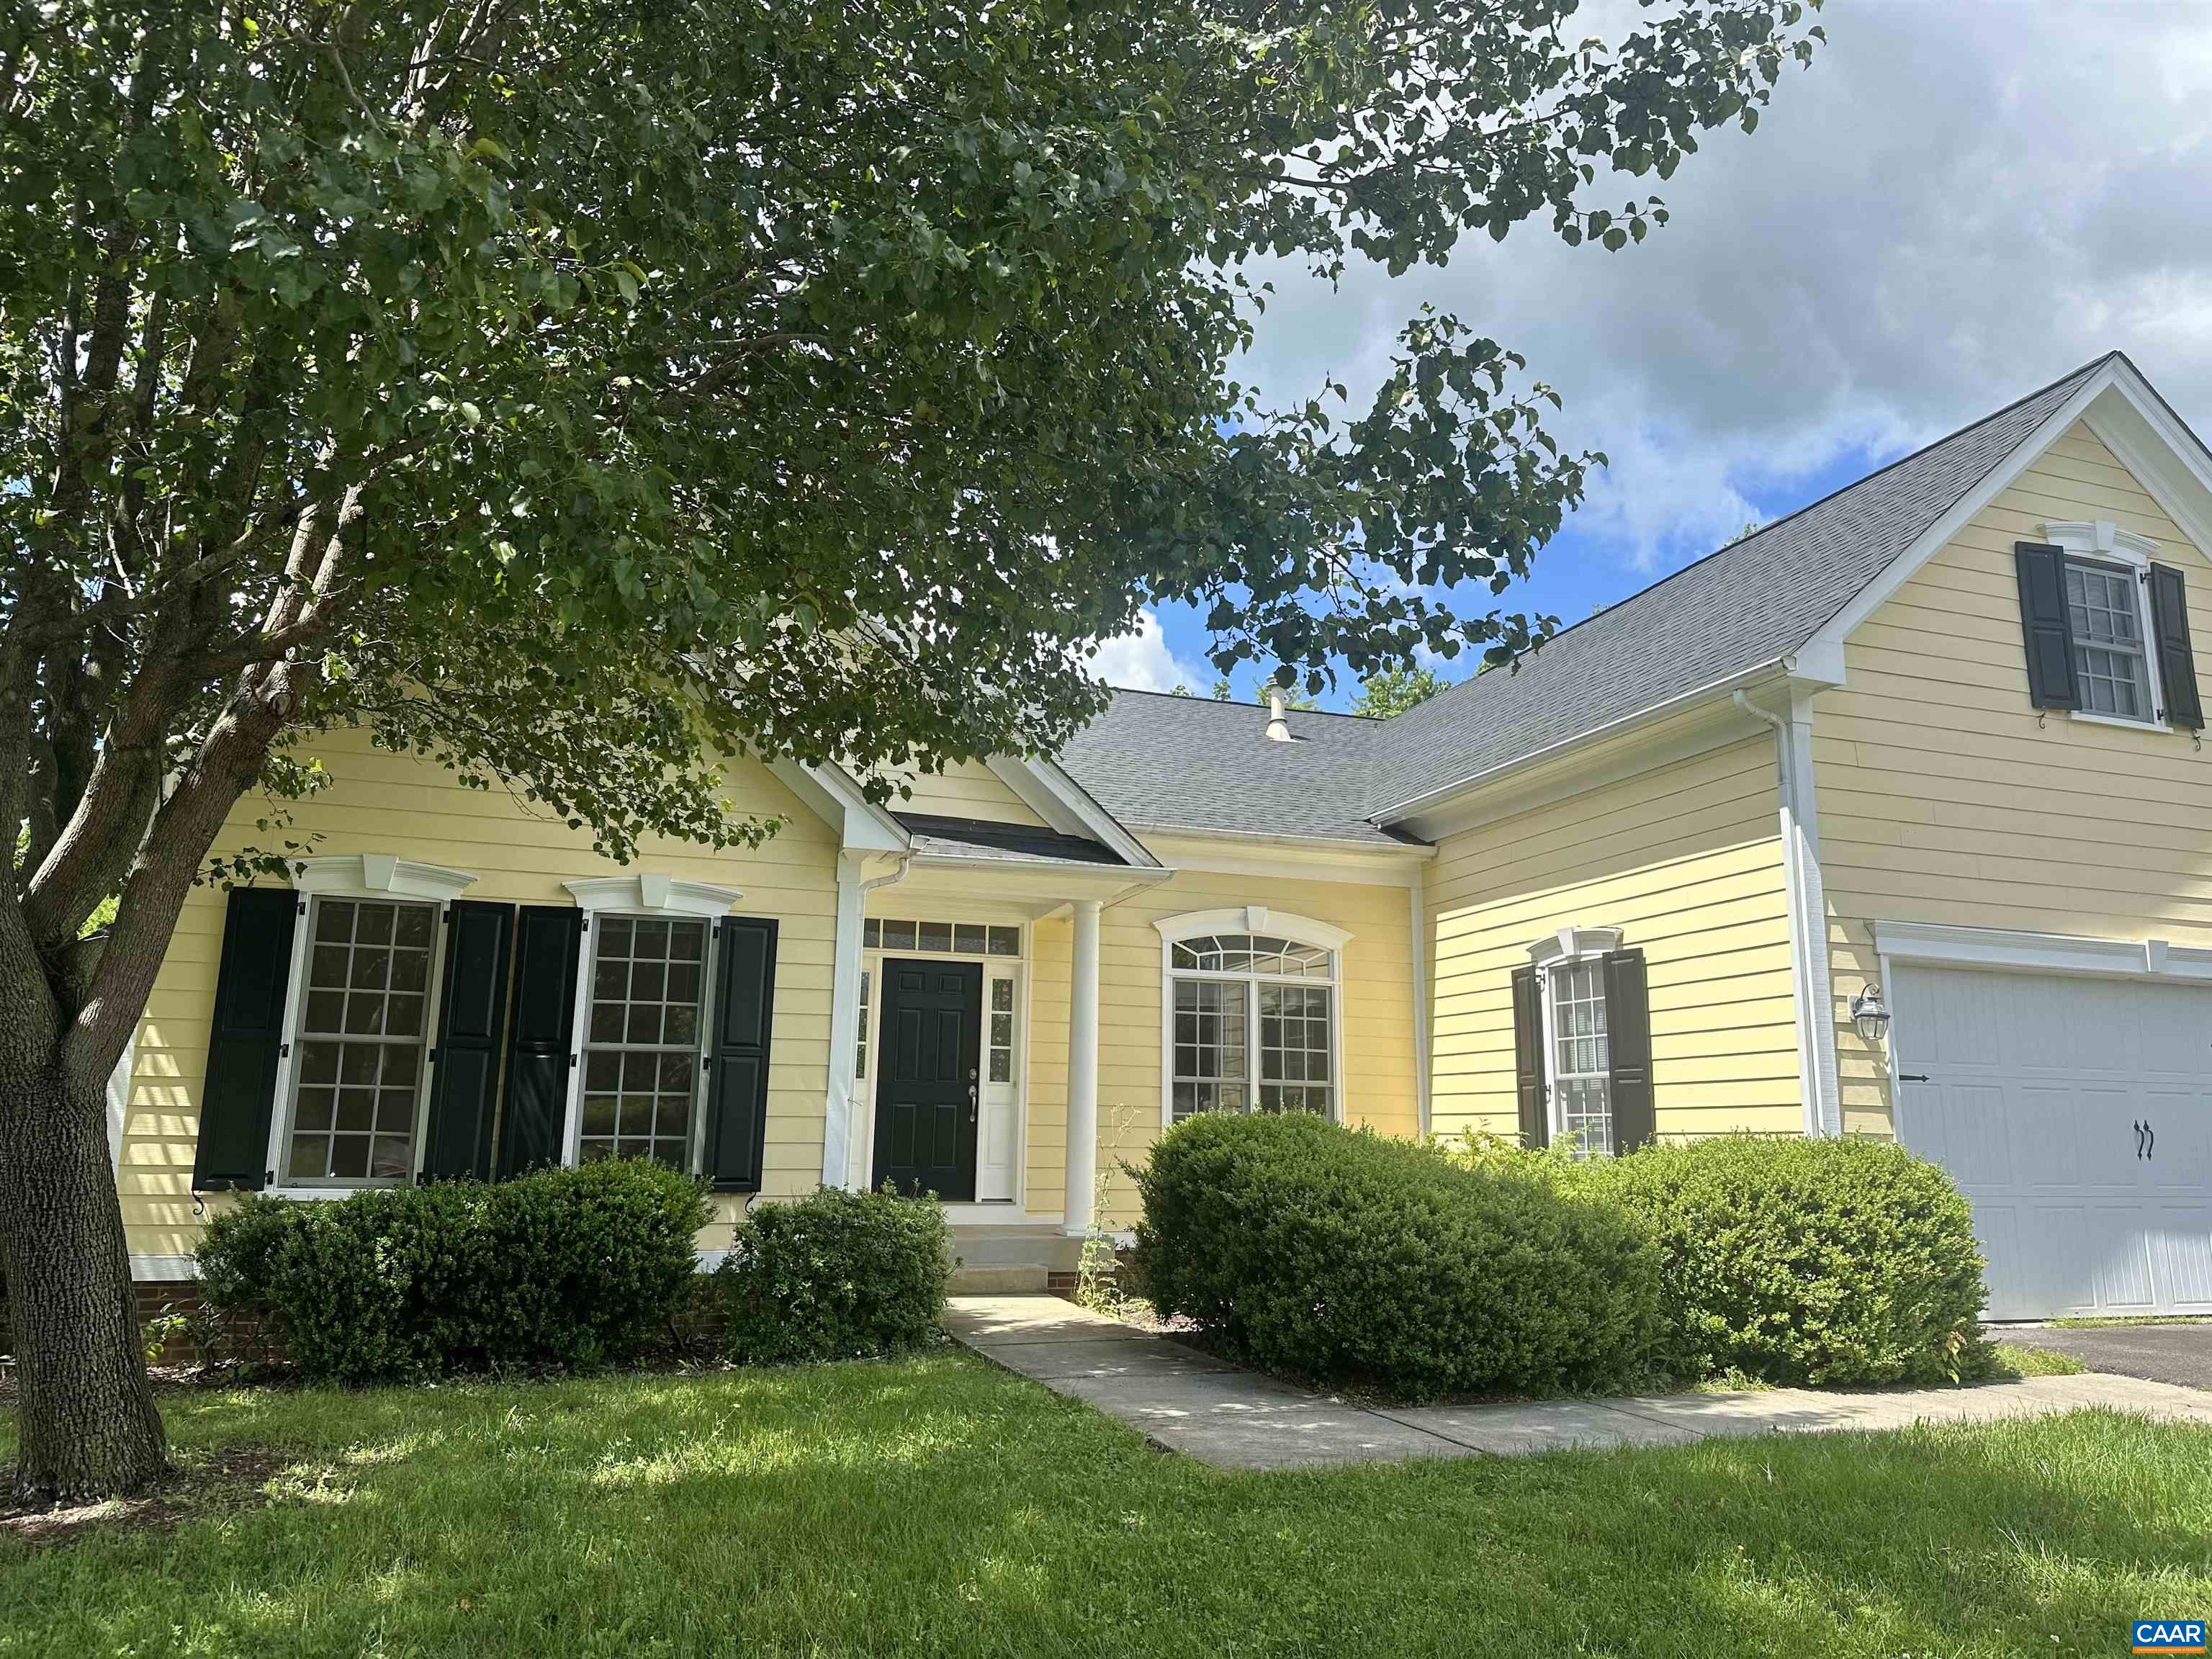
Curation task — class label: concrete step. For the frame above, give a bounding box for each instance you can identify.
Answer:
[948,1262,1051,1295]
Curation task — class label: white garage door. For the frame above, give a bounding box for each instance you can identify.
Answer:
[1892,962,2212,1321]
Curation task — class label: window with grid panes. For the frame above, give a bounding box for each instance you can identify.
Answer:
[2064,558,2156,721]
[578,915,709,1167]
[284,897,435,1182]
[1546,958,1613,1156]
[1169,932,1335,1121]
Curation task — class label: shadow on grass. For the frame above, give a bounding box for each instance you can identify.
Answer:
[4,1353,2208,1658]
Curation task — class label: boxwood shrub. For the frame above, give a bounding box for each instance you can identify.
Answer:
[196,1159,710,1383]
[1128,1112,1666,1400]
[1575,1135,1993,1387]
[715,1185,951,1364]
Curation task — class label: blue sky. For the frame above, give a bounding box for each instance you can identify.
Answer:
[1092,1,2212,710]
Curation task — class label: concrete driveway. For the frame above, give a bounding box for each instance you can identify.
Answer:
[1997,1323,2212,1390]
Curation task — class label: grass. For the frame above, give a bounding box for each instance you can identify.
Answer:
[4,1353,2209,1658]
[2050,1315,2212,1328]
[1989,1342,2089,1377]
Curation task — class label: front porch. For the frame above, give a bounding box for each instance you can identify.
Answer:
[948,1225,1085,1295]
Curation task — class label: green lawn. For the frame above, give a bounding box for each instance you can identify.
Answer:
[4,1352,2208,1658]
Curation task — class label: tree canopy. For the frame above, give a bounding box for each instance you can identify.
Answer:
[1351,664,1451,719]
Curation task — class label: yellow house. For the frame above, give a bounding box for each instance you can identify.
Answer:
[116,350,2212,1321]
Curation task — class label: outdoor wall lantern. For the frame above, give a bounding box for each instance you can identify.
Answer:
[1849,982,1892,1047]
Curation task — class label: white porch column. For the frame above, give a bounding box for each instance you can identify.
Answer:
[822,851,867,1188]
[1062,897,1102,1236]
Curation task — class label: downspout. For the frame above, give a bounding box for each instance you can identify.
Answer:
[1734,691,1843,1138]
[1409,863,1431,1141]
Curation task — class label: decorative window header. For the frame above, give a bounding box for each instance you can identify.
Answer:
[562,874,744,917]
[863,918,1022,957]
[1152,906,1352,953]
[1526,925,1623,967]
[2041,518,2159,566]
[292,854,477,902]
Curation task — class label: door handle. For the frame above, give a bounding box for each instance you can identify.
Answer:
[967,1079,977,1123]
[2134,1120,2146,1160]
[2146,1120,2156,1162]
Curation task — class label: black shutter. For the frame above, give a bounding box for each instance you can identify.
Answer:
[496,905,584,1179]
[422,899,516,1180]
[1511,963,1547,1150]
[703,916,777,1192]
[2014,541,2080,710]
[2149,563,2203,730]
[1603,948,1655,1153]
[194,886,298,1190]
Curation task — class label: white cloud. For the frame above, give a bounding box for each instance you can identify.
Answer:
[1088,608,1208,693]
[1233,1,2212,577]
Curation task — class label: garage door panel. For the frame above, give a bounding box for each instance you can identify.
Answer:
[2139,1085,2211,1190]
[2149,1208,2212,1310]
[1894,961,2212,1321]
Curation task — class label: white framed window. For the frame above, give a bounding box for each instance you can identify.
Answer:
[559,873,744,1174]
[263,855,478,1191]
[1544,956,1613,1157]
[283,896,438,1183]
[2043,519,2167,729]
[577,914,710,1168]
[855,967,871,1080]
[1154,908,1350,1126]
[863,917,1022,957]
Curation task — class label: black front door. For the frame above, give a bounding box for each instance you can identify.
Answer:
[872,958,981,1201]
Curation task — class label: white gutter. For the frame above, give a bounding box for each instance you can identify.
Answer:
[1732,690,1842,1138]
[1409,861,1431,1141]
[1376,659,1802,826]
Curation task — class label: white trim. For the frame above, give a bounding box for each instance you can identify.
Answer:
[1150,906,1353,952]
[1154,907,1349,1132]
[2082,362,2212,561]
[127,1254,199,1282]
[1125,818,1435,859]
[768,758,909,853]
[1409,866,1430,1139]
[1372,660,1797,824]
[1734,688,1842,1137]
[1064,899,1102,1238]
[292,853,477,902]
[1525,925,1622,967]
[988,755,1161,870]
[107,1028,136,1174]
[823,853,868,1189]
[562,873,744,917]
[2040,521,2171,734]
[561,907,721,1169]
[1870,919,2212,983]
[1137,835,1429,887]
[1799,365,2117,665]
[261,886,451,1190]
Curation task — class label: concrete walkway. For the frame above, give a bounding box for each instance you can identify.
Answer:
[947,1295,2212,1470]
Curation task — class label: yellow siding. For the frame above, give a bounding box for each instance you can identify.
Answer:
[120,726,840,1259]
[1816,420,2212,1132]
[851,859,1416,1227]
[874,760,1046,827]
[1426,734,1798,1141]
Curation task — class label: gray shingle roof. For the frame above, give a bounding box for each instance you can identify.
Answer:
[1056,693,1416,846]
[1054,355,2111,844]
[1363,354,2110,815]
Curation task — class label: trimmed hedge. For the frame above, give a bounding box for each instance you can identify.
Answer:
[196,1159,710,1383]
[1128,1113,1666,1400]
[1573,1135,1993,1386]
[716,1186,951,1364]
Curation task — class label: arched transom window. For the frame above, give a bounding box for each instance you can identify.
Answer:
[1156,909,1349,1125]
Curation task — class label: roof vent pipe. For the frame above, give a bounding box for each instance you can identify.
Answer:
[1264,687,1293,742]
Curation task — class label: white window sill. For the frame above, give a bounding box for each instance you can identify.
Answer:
[2067,709,2170,734]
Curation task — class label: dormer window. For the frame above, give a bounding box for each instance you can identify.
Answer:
[2013,520,2203,734]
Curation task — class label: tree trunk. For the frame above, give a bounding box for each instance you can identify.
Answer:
[0,1055,168,1498]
